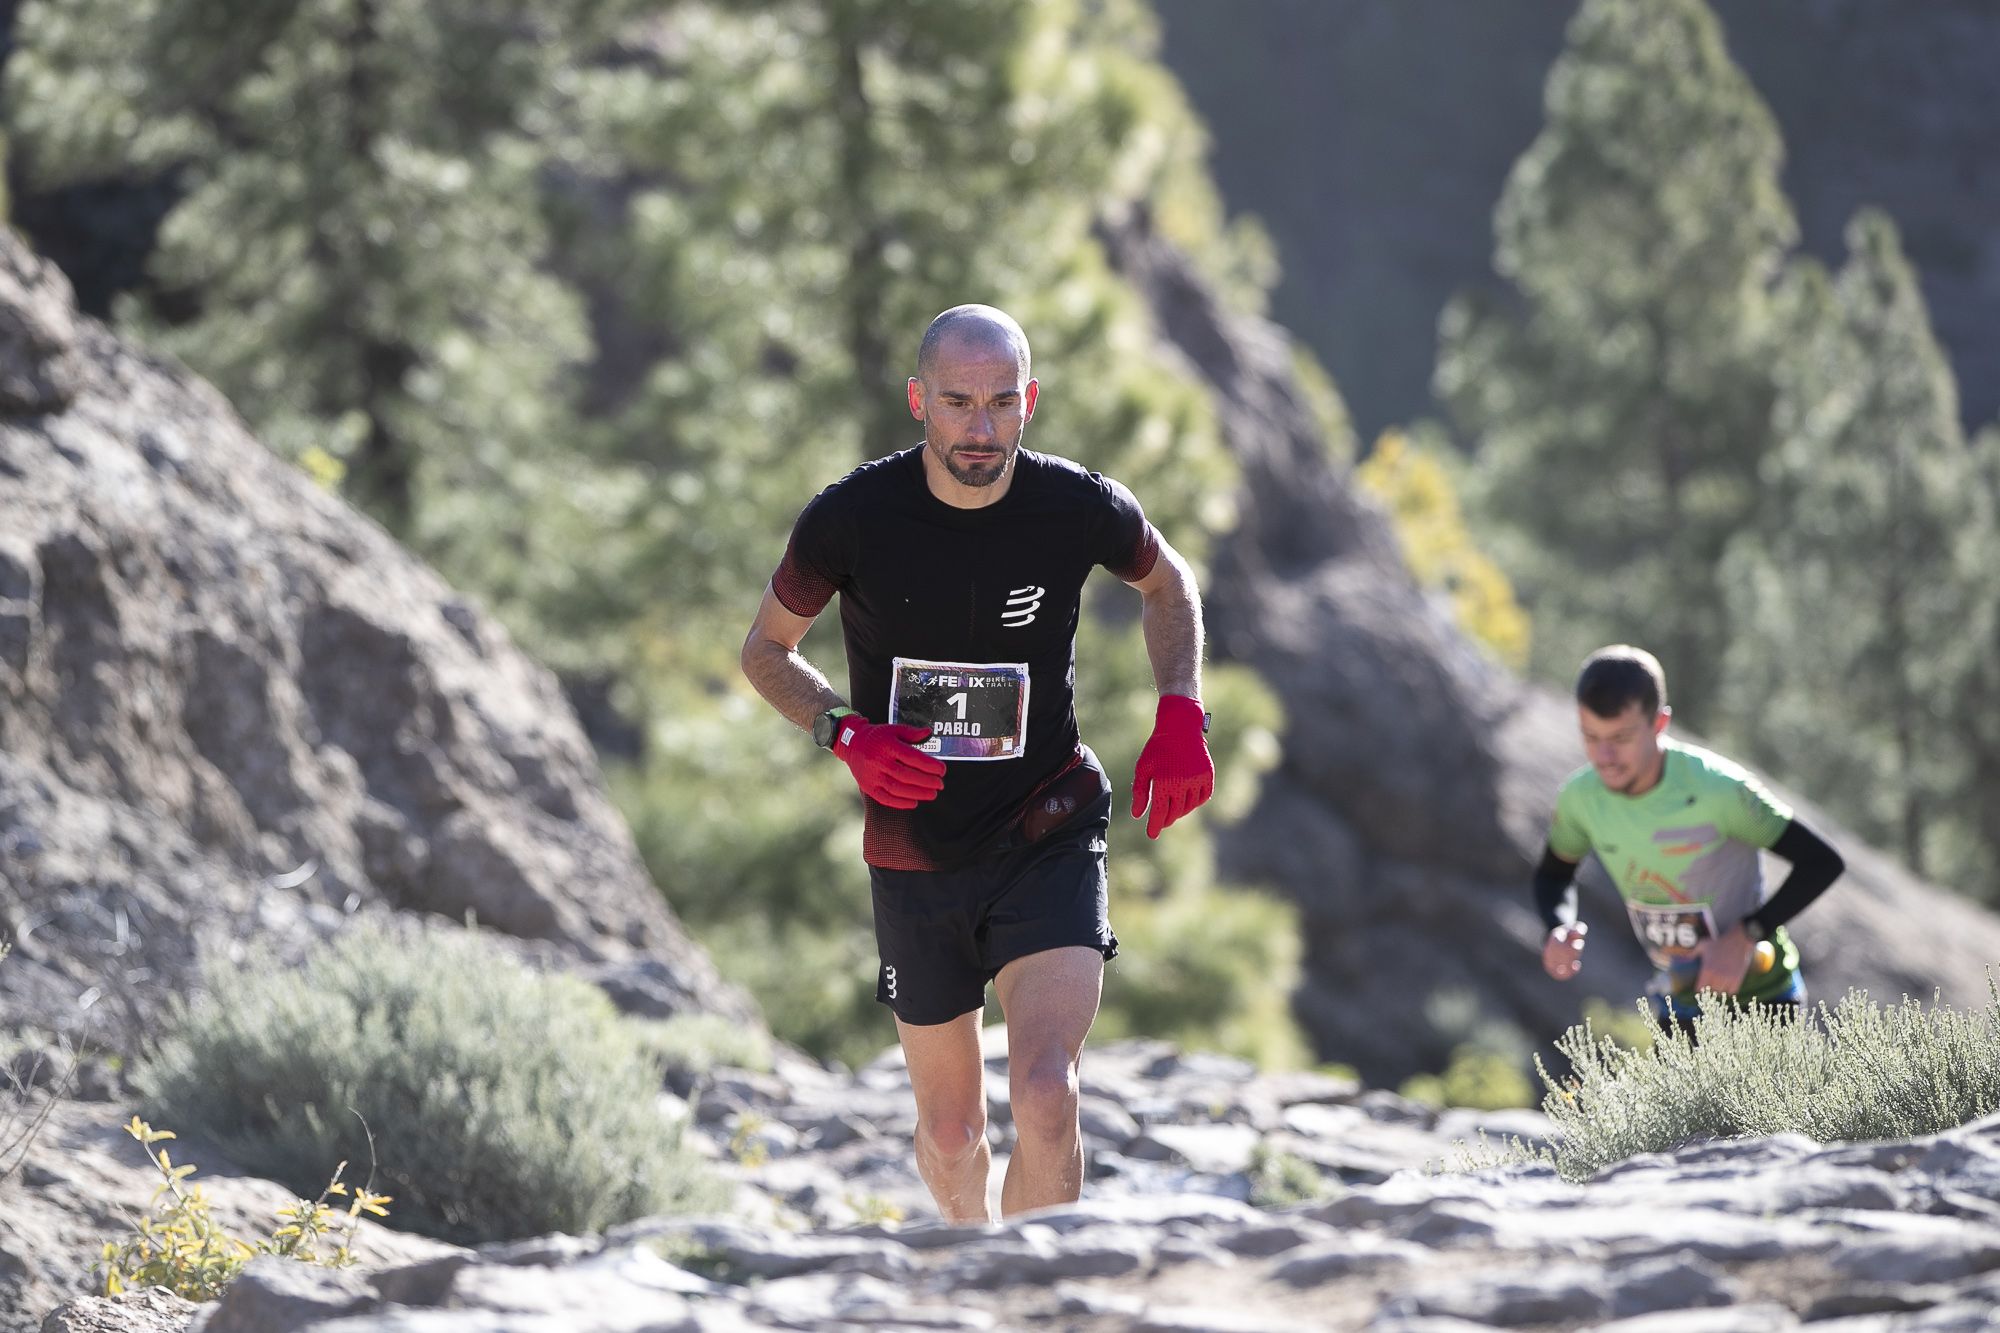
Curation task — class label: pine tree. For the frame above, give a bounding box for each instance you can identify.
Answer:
[1356,429,1530,669]
[1436,0,1797,718]
[1718,211,1989,881]
[6,0,633,540]
[1962,422,2000,896]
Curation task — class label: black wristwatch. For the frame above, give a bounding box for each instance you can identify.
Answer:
[812,706,860,750]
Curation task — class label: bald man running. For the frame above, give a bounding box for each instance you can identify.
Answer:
[742,304,1215,1220]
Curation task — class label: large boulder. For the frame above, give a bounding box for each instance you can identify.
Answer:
[1102,208,2000,1084]
[0,228,752,1048]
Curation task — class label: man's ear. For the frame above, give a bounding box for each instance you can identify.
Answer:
[1024,378,1039,419]
[907,378,925,420]
[1653,706,1673,736]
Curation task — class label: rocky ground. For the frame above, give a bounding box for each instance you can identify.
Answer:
[13,1026,2000,1332]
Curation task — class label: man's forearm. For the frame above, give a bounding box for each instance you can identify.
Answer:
[1749,817,1845,933]
[1533,846,1580,931]
[1139,547,1204,699]
[741,637,845,732]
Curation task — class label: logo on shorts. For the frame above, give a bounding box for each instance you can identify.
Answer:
[1001,586,1044,628]
[883,965,898,1000]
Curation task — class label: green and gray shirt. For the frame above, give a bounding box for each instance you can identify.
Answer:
[1549,738,1801,998]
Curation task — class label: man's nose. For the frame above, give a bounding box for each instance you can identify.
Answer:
[968,409,995,441]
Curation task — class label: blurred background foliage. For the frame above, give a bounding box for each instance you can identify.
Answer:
[5,0,1998,1095]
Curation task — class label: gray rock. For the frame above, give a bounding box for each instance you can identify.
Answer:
[1607,1256,1737,1318]
[1592,1306,1800,1332]
[38,1288,195,1333]
[0,234,83,415]
[1272,1236,1430,1285]
[191,1257,379,1332]
[1383,1261,1613,1325]
[1803,1284,1960,1321]
[1078,1094,1141,1149]
[1216,1218,1339,1258]
[1128,1123,1262,1173]
[1837,1228,2000,1285]
[1129,1309,1320,1333]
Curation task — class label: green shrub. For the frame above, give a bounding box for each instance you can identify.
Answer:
[136,920,726,1245]
[1401,1044,1537,1112]
[1527,986,2000,1182]
[637,1012,774,1082]
[1400,987,1539,1110]
[1246,1144,1331,1208]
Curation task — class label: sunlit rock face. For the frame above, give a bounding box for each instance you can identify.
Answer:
[0,227,752,1053]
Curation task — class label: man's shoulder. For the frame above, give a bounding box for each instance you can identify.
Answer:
[1556,763,1605,804]
[805,448,920,514]
[1019,449,1128,497]
[1665,739,1763,794]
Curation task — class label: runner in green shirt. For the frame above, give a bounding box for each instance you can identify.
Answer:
[1534,646,1846,1034]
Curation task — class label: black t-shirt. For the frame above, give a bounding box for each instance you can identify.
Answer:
[772,446,1159,869]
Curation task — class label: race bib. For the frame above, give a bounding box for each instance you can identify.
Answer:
[1626,902,1717,961]
[889,658,1029,761]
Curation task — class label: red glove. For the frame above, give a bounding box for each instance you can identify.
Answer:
[1131,695,1214,838]
[832,715,946,809]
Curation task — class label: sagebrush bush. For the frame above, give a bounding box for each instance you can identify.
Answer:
[1528,985,2000,1182]
[136,920,726,1245]
[637,1013,774,1084]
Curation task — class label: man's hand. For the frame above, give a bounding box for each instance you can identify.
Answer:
[1542,921,1587,981]
[832,717,946,809]
[1131,695,1214,839]
[1696,923,1755,995]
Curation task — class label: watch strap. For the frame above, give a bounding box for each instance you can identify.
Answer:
[813,706,860,749]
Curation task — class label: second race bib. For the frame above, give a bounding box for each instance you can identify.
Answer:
[1626,901,1717,961]
[889,658,1029,761]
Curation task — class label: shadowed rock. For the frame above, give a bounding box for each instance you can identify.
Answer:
[1099,207,2000,1083]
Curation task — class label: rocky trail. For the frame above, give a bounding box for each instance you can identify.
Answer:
[15,1027,2000,1332]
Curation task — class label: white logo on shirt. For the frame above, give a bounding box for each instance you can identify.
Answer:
[883,965,898,1000]
[1002,586,1044,628]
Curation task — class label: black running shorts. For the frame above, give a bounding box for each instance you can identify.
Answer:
[869,788,1117,1027]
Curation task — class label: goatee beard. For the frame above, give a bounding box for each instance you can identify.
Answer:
[935,440,1014,487]
[948,457,1004,486]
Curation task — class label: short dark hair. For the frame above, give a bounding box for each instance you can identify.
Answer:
[1575,645,1667,719]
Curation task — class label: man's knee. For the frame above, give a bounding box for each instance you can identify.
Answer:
[1010,1053,1081,1144]
[916,1113,987,1166]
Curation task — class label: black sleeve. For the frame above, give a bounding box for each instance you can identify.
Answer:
[1748,817,1845,934]
[1092,474,1160,581]
[770,489,853,617]
[1533,845,1581,932]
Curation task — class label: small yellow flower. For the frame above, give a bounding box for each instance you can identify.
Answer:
[124,1116,176,1144]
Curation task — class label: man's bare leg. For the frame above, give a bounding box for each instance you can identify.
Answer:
[993,946,1103,1216]
[895,1008,993,1223]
